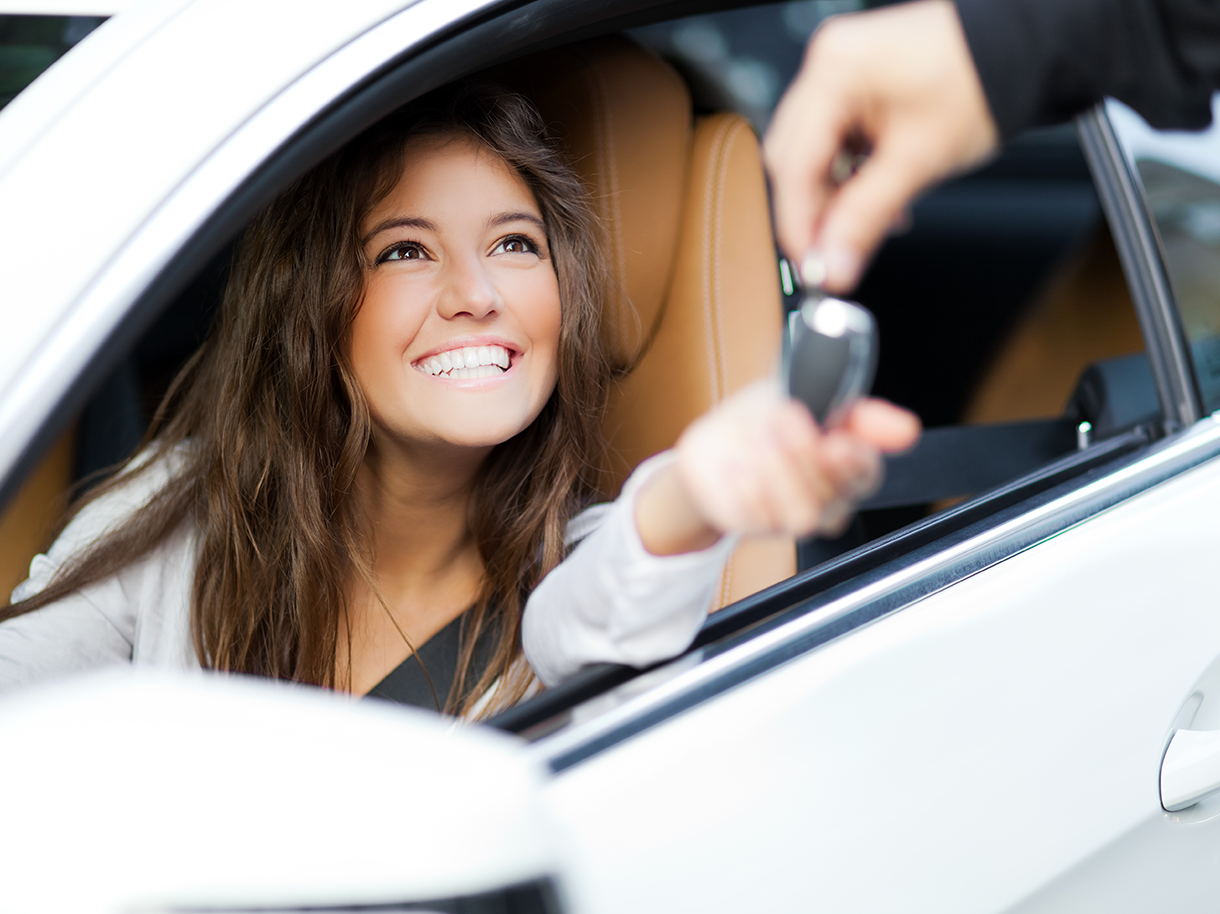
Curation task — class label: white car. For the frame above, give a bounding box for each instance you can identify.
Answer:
[3,2,1220,913]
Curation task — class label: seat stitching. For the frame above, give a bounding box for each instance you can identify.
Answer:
[715,119,754,608]
[701,115,736,411]
[587,64,627,356]
[713,120,746,406]
[699,115,737,608]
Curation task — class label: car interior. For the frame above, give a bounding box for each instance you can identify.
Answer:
[0,1,1167,725]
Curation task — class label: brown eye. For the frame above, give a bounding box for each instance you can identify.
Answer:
[494,234,539,255]
[376,242,426,264]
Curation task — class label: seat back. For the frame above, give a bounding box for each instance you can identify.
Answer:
[0,429,74,603]
[502,38,795,605]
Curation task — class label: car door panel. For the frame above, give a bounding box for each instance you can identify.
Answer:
[543,438,1220,913]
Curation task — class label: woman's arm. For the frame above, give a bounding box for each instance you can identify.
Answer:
[0,587,135,689]
[522,453,737,687]
[523,383,918,687]
[0,453,194,690]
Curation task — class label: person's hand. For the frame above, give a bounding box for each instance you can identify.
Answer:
[764,0,999,292]
[633,381,920,556]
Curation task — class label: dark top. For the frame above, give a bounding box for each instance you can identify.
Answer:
[955,0,1220,140]
[364,612,500,714]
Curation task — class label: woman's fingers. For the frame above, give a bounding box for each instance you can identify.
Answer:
[673,385,922,540]
[841,398,922,453]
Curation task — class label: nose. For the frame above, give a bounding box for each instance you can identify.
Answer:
[437,252,501,321]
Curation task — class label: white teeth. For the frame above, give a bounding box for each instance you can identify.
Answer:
[415,344,512,378]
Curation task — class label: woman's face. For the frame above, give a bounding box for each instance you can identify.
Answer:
[352,135,562,456]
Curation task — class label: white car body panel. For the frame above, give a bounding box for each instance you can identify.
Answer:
[0,0,196,180]
[0,671,557,914]
[544,424,1220,913]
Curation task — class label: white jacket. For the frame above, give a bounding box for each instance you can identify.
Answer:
[0,452,734,694]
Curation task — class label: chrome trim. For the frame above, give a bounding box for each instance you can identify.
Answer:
[1076,105,1203,430]
[0,0,503,499]
[532,417,1220,772]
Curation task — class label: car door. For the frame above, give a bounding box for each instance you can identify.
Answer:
[505,100,1220,913]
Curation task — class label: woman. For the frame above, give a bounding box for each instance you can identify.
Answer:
[0,83,918,716]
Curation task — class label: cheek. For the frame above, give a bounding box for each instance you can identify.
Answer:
[518,270,563,357]
[349,278,424,393]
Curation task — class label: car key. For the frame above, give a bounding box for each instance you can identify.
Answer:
[785,278,877,428]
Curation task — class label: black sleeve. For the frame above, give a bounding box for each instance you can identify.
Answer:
[955,0,1220,140]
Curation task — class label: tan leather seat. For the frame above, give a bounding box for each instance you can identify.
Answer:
[501,37,795,606]
[0,429,74,604]
[963,225,1143,424]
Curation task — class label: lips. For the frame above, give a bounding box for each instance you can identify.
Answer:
[413,343,512,379]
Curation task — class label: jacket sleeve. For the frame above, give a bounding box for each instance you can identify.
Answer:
[521,452,738,688]
[955,0,1220,140]
[0,452,182,691]
[0,586,135,691]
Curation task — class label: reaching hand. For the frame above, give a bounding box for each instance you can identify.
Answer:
[764,0,999,292]
[634,382,920,556]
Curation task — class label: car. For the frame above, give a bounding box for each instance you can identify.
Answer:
[2,1,1220,912]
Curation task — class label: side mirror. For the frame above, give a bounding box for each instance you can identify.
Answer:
[0,670,562,914]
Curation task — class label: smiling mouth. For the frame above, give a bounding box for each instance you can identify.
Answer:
[414,344,513,379]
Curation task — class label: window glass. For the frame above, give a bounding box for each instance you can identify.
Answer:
[0,14,103,111]
[636,1,1144,561]
[630,0,862,132]
[1107,95,1220,412]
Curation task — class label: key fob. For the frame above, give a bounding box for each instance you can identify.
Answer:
[786,295,877,426]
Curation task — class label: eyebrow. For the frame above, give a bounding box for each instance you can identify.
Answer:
[362,216,437,245]
[488,211,547,232]
[362,211,547,246]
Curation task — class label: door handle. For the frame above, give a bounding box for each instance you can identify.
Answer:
[1161,729,1220,811]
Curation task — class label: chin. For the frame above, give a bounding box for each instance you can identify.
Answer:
[430,416,542,451]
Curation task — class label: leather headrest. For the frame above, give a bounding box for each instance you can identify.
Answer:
[495,37,692,369]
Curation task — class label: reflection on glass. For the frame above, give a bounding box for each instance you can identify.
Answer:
[1107,96,1220,411]
[630,0,864,132]
[0,15,104,111]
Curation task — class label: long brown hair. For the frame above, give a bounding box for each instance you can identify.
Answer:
[4,83,612,716]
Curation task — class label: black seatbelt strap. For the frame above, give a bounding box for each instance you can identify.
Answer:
[862,418,1079,509]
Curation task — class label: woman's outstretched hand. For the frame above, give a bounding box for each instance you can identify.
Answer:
[763,0,999,292]
[634,381,920,556]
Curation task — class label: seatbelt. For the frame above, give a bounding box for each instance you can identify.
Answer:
[862,418,1078,509]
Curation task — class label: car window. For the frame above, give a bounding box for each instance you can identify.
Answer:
[1106,94,1220,413]
[0,14,103,110]
[640,1,1153,565]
